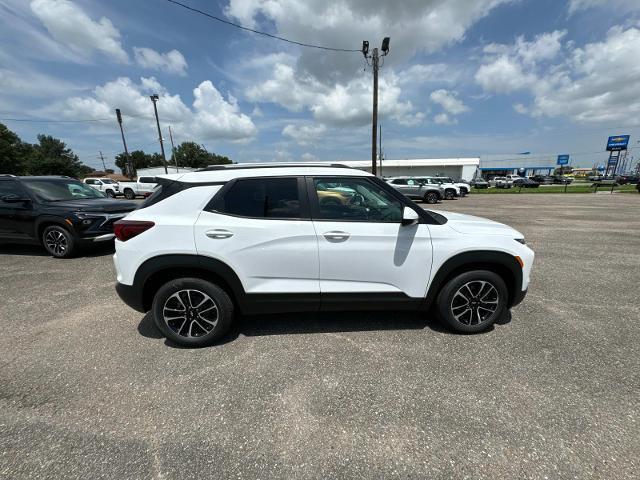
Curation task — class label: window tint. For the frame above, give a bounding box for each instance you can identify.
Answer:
[138,177,155,183]
[217,178,300,219]
[85,179,96,185]
[0,181,27,202]
[391,179,406,185]
[313,177,402,222]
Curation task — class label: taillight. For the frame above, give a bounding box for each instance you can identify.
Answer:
[113,220,155,241]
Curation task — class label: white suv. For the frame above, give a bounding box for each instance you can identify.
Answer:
[113,164,534,347]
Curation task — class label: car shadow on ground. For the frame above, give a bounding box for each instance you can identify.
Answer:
[137,309,512,348]
[0,243,115,258]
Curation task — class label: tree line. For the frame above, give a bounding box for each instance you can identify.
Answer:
[0,123,93,177]
[1,122,233,178]
[114,141,232,175]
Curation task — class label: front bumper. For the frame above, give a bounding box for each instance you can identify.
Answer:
[116,282,146,313]
[511,288,528,308]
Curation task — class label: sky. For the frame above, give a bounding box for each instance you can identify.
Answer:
[1,0,639,171]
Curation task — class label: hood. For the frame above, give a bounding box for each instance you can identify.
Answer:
[42,198,138,213]
[432,210,523,237]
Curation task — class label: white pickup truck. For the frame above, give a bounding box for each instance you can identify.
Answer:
[83,177,121,197]
[118,176,158,199]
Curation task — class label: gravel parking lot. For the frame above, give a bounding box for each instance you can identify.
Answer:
[1,193,638,479]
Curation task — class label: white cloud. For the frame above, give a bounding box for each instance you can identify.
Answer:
[430,89,469,115]
[282,123,327,145]
[476,25,640,125]
[60,77,257,141]
[226,0,511,82]
[133,48,188,76]
[568,0,640,14]
[247,63,321,112]
[434,113,455,125]
[301,152,318,161]
[475,55,535,93]
[30,0,129,63]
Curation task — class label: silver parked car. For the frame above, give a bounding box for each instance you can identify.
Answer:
[386,177,444,204]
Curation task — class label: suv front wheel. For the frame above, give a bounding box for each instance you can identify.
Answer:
[424,191,439,204]
[42,225,76,258]
[152,278,234,347]
[436,270,508,333]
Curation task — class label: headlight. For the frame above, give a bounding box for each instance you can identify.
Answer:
[514,238,526,245]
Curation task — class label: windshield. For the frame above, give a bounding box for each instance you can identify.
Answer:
[22,179,106,201]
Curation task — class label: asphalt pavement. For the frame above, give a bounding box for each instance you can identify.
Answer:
[1,193,638,479]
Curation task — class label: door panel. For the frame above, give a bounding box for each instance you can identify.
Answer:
[309,176,433,299]
[194,177,319,295]
[0,181,36,240]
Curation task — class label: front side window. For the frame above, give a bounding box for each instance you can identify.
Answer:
[22,180,105,201]
[313,177,403,222]
[391,179,407,185]
[138,177,155,184]
[101,179,116,184]
[215,177,300,219]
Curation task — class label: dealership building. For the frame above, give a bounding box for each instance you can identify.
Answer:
[333,158,480,180]
[478,154,559,179]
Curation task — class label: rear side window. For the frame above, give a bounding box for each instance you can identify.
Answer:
[213,178,300,219]
[138,177,155,183]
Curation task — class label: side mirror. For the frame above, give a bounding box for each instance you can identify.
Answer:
[401,207,419,226]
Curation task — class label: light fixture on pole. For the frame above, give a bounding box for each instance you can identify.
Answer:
[363,37,390,176]
[150,94,168,174]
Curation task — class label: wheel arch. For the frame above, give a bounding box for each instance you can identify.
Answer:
[35,217,73,243]
[136,254,245,313]
[424,250,523,309]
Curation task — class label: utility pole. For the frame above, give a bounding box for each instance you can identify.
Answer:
[115,108,133,178]
[98,151,106,171]
[150,94,168,174]
[379,124,383,177]
[168,126,178,172]
[362,37,390,177]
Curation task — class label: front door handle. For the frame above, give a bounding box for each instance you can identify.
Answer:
[323,231,350,241]
[205,229,234,239]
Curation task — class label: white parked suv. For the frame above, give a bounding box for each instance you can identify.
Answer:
[113,164,534,347]
[83,177,120,197]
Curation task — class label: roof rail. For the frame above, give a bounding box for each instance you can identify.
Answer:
[0,174,17,177]
[196,162,353,172]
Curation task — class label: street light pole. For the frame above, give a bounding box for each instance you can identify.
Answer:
[150,94,168,174]
[168,125,178,173]
[115,109,133,178]
[363,37,389,177]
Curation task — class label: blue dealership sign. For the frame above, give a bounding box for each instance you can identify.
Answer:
[557,154,570,166]
[606,135,630,151]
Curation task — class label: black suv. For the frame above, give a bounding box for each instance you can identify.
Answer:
[0,175,137,258]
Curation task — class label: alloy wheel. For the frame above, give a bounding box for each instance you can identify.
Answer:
[450,280,499,325]
[163,289,219,338]
[45,230,68,256]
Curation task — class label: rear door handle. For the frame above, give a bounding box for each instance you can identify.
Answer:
[205,229,234,239]
[323,231,350,241]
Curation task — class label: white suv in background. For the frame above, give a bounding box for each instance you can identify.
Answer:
[113,164,534,347]
[83,177,120,197]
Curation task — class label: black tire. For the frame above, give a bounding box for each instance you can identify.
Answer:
[424,191,439,204]
[152,278,234,347]
[124,188,136,200]
[436,270,508,333]
[444,189,455,200]
[41,224,76,258]
[105,189,115,198]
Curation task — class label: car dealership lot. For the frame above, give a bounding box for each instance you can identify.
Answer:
[1,194,638,479]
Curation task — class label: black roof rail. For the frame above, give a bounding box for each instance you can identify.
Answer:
[196,163,353,172]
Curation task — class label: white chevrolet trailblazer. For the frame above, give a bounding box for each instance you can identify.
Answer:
[113,164,534,347]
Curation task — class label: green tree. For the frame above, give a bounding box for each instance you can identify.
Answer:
[173,142,232,169]
[115,150,166,176]
[0,123,28,175]
[28,135,91,177]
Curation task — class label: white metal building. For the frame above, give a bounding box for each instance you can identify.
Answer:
[331,158,480,180]
[135,166,196,177]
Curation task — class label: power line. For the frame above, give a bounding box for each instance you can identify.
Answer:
[0,116,112,123]
[163,0,360,53]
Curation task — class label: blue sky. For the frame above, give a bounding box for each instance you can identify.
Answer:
[1,0,639,170]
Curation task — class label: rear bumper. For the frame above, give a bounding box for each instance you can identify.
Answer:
[115,282,146,313]
[511,288,528,308]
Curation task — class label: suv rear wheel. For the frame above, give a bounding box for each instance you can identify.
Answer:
[444,189,455,200]
[424,191,439,204]
[152,278,234,347]
[436,270,508,333]
[124,188,135,200]
[42,225,76,258]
